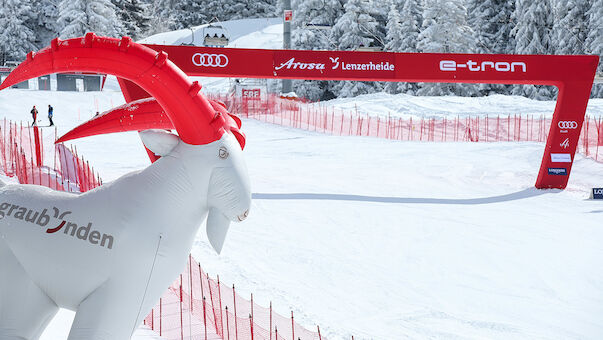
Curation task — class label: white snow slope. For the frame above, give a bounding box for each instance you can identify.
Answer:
[0,18,602,340]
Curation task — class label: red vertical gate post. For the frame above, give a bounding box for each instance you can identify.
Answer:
[269,302,273,340]
[317,325,322,340]
[536,79,595,189]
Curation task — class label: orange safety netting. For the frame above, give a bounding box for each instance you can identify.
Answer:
[144,256,325,340]
[207,93,603,163]
[0,119,102,192]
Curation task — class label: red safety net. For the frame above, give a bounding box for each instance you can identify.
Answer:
[144,255,325,340]
[0,119,102,192]
[207,93,603,163]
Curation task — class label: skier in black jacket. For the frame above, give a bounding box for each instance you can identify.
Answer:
[30,106,38,126]
[48,105,54,126]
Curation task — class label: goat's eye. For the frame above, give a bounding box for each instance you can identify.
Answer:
[219,146,229,159]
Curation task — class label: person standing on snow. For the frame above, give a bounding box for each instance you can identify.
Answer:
[48,104,54,126]
[30,105,38,126]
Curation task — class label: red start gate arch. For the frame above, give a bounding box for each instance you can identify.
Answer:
[119,45,597,190]
[1,35,597,190]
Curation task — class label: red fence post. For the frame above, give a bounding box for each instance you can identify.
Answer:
[225,306,230,340]
[218,275,224,337]
[180,282,184,340]
[207,273,219,333]
[203,297,208,340]
[317,325,322,340]
[270,301,273,340]
[251,293,254,340]
[250,314,254,340]
[233,285,238,340]
[160,298,162,337]
[189,254,193,312]
[291,311,294,340]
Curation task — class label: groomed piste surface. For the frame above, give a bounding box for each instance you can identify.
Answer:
[1,87,602,340]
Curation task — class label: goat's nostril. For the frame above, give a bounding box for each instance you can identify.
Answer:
[237,210,249,221]
[219,146,229,159]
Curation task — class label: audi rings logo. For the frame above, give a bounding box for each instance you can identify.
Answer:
[192,53,229,67]
[558,121,578,129]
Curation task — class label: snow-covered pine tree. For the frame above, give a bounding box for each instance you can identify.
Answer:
[467,0,515,95]
[170,1,207,29]
[0,0,37,63]
[331,0,383,97]
[221,0,277,20]
[292,0,343,100]
[416,0,477,96]
[386,0,421,94]
[397,0,422,30]
[27,0,59,49]
[113,0,152,40]
[552,0,588,55]
[149,0,177,31]
[511,0,555,100]
[384,1,404,94]
[586,0,603,97]
[58,0,125,38]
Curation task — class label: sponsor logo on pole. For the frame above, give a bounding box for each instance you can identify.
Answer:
[439,60,527,73]
[192,53,229,67]
[284,10,293,22]
[551,153,572,163]
[558,121,578,133]
[592,188,603,199]
[560,138,570,149]
[547,168,568,175]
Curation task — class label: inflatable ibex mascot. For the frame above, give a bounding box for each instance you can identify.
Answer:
[0,33,251,340]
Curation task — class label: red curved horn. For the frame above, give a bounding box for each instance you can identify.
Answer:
[55,98,170,143]
[0,33,227,145]
[56,98,246,149]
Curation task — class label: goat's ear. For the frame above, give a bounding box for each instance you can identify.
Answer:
[139,129,180,156]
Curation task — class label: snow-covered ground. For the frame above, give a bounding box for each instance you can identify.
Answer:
[1,87,603,340]
[1,17,603,340]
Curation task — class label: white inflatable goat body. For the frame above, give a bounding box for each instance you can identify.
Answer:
[0,130,251,340]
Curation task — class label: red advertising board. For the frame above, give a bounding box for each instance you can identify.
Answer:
[140,44,598,189]
[284,10,293,22]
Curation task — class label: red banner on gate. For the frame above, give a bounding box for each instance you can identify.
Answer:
[273,50,395,79]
